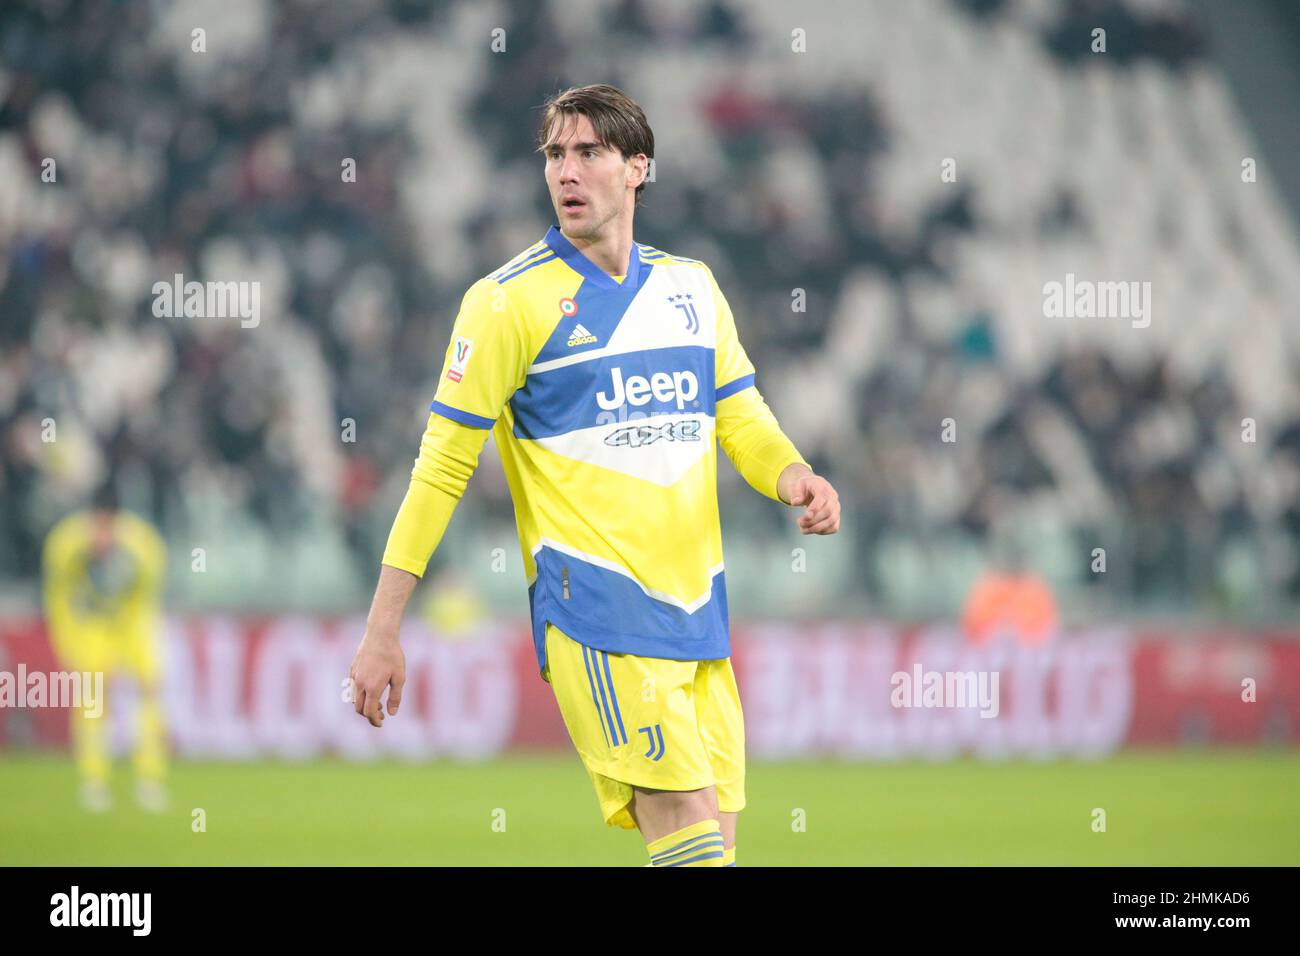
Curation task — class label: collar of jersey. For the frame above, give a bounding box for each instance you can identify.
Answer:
[544,225,645,293]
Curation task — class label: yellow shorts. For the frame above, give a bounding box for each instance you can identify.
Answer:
[543,622,745,829]
[55,624,161,686]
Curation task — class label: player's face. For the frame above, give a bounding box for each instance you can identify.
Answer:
[91,512,115,557]
[543,113,638,242]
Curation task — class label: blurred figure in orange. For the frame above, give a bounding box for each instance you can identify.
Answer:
[962,542,1058,647]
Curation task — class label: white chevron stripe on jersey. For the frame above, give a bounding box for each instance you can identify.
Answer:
[529,267,716,374]
[528,536,724,612]
[532,413,714,486]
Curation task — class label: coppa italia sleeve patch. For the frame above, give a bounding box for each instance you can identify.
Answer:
[446,336,473,382]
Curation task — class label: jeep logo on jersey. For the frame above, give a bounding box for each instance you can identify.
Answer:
[604,419,701,448]
[596,367,699,411]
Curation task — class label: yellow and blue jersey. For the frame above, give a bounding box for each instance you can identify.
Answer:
[386,225,808,674]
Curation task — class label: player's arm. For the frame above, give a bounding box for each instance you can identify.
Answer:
[351,415,490,726]
[351,563,419,728]
[118,514,168,614]
[351,277,531,727]
[710,268,841,535]
[41,518,85,665]
[102,515,168,651]
[129,517,168,598]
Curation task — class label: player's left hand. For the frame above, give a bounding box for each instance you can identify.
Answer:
[787,473,841,535]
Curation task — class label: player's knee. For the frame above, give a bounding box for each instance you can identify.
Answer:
[634,784,718,831]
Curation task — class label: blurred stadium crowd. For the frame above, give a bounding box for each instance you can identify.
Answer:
[1,0,1298,621]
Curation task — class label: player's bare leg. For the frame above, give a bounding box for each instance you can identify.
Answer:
[132,674,169,812]
[627,796,735,846]
[719,810,737,850]
[73,695,112,813]
[632,784,719,843]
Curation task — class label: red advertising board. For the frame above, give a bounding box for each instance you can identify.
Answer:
[1,617,1296,758]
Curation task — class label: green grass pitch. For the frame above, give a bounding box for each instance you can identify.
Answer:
[2,751,1296,866]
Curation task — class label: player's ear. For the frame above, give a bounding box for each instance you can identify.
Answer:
[628,154,648,189]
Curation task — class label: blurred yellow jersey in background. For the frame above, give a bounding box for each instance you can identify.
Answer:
[42,509,167,681]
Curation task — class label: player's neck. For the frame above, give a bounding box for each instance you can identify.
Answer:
[562,216,634,278]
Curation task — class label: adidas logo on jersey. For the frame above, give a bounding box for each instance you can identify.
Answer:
[567,324,598,347]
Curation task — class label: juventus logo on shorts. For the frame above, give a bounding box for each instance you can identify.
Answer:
[639,723,666,761]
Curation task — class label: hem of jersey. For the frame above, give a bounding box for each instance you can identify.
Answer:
[532,541,723,616]
[429,400,496,430]
[380,554,427,578]
[771,454,813,501]
[571,628,730,662]
[538,617,552,682]
[532,602,730,675]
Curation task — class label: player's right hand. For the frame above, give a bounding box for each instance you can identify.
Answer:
[349,628,406,728]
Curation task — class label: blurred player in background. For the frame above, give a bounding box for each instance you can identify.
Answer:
[42,485,169,813]
[961,539,1059,648]
[350,84,840,866]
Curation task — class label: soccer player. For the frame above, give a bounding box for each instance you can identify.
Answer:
[350,84,841,866]
[42,486,169,813]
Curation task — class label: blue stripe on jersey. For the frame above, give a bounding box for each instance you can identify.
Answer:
[491,247,548,281]
[429,400,496,429]
[638,252,698,265]
[490,242,547,280]
[636,244,700,264]
[716,373,755,401]
[528,545,730,674]
[510,344,715,441]
[497,251,557,284]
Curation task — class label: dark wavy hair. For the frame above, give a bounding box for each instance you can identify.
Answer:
[536,84,655,205]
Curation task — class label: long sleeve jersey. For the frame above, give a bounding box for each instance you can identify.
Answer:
[383,225,809,675]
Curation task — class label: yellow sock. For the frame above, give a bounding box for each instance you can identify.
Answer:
[646,819,726,867]
[72,702,110,786]
[722,846,736,866]
[132,693,167,782]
